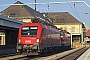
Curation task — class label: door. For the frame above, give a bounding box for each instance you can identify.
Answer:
[72,35,81,48]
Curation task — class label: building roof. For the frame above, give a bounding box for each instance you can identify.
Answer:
[43,12,82,24]
[86,30,90,36]
[1,1,40,19]
[14,1,23,4]
[1,1,52,24]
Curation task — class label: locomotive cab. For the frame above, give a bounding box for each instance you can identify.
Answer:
[17,24,42,55]
[60,30,71,48]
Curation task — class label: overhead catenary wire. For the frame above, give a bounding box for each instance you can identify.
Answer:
[0,1,89,9]
[65,0,82,21]
[74,3,82,21]
[0,1,85,6]
[0,0,89,18]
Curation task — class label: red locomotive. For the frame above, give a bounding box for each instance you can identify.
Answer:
[60,30,71,48]
[17,23,61,55]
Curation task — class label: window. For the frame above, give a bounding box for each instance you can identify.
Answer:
[22,26,38,37]
[60,31,64,38]
[71,26,75,32]
[9,13,16,17]
[61,18,65,20]
[0,32,5,45]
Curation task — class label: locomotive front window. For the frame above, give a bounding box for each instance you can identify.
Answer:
[22,26,37,37]
[60,32,64,38]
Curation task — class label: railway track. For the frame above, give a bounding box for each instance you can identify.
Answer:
[33,47,88,60]
[58,47,89,60]
[0,47,71,60]
[0,47,88,60]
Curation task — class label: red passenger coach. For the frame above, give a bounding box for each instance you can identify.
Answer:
[17,23,61,55]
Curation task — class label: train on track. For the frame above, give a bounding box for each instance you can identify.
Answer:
[60,30,71,48]
[17,22,71,55]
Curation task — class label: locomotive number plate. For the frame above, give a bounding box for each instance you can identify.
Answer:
[25,40,31,43]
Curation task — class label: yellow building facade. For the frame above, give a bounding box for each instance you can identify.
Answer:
[55,24,82,34]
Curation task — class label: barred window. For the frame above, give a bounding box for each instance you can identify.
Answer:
[71,26,75,32]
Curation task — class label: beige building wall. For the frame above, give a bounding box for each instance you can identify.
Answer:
[55,24,82,34]
[22,19,32,23]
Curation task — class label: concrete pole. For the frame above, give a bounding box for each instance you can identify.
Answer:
[35,0,36,11]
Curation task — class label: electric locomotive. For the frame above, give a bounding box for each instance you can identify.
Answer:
[60,30,71,48]
[17,23,61,55]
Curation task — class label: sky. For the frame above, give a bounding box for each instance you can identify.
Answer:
[0,0,90,27]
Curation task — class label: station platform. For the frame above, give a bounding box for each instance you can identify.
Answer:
[77,47,90,60]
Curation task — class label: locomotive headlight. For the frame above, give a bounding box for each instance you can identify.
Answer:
[61,36,63,38]
[18,39,21,43]
[36,39,39,43]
